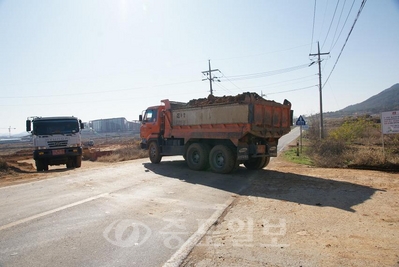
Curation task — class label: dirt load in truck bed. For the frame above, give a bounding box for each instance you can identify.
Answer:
[185,92,282,108]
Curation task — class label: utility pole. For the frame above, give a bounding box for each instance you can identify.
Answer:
[1,126,16,138]
[309,41,329,139]
[202,60,220,95]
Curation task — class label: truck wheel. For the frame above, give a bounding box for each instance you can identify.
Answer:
[66,158,74,169]
[35,159,44,172]
[186,143,209,171]
[244,157,266,170]
[262,157,271,168]
[149,141,162,164]
[209,145,236,174]
[75,155,82,168]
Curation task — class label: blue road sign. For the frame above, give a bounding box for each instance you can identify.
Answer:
[296,115,306,126]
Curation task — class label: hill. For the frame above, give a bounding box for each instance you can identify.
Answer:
[326,83,399,117]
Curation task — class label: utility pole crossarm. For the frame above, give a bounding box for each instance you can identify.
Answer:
[202,60,221,95]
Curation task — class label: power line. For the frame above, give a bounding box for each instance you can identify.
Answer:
[321,0,341,50]
[310,0,317,53]
[220,63,310,82]
[330,0,357,51]
[0,79,201,99]
[214,82,234,95]
[214,44,311,62]
[329,0,348,50]
[324,0,367,86]
[0,89,209,107]
[263,85,317,95]
[218,71,241,91]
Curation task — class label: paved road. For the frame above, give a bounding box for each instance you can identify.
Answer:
[0,129,300,267]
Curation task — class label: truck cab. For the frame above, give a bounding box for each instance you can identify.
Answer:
[139,105,163,149]
[26,116,84,171]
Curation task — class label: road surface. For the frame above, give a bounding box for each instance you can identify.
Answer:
[0,129,300,267]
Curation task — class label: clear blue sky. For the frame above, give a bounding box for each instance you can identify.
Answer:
[1,0,398,135]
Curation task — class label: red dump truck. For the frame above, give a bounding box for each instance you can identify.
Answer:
[139,93,293,173]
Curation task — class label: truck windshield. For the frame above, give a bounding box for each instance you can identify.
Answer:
[143,110,157,122]
[33,120,80,135]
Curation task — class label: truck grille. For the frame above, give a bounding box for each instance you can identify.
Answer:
[47,140,68,148]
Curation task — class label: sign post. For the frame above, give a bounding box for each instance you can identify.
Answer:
[295,115,307,155]
[381,110,399,160]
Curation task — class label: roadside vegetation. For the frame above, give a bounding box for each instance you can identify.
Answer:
[95,139,147,163]
[0,157,9,173]
[288,115,399,171]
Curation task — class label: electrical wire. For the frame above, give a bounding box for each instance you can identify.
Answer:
[310,0,317,54]
[0,79,201,99]
[324,0,367,87]
[264,85,318,95]
[238,76,317,90]
[214,82,234,95]
[0,89,208,107]
[218,71,241,91]
[330,0,357,51]
[321,0,341,50]
[220,63,310,82]
[329,0,348,51]
[214,44,311,62]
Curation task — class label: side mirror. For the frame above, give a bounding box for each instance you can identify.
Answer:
[139,115,143,122]
[79,120,85,130]
[26,120,31,132]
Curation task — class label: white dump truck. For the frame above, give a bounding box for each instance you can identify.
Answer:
[26,116,84,171]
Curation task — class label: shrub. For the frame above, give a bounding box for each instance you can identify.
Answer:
[0,157,9,172]
[307,138,348,167]
[329,116,380,145]
[348,147,385,166]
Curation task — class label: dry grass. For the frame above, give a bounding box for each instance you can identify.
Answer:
[96,140,148,163]
[304,115,399,171]
[307,138,349,168]
[0,157,9,172]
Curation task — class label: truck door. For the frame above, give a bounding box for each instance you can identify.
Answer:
[141,108,161,138]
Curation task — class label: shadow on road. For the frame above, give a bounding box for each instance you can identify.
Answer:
[143,159,382,212]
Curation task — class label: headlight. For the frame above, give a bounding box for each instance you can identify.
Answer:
[36,146,47,150]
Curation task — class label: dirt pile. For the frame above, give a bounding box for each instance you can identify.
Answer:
[186,92,266,107]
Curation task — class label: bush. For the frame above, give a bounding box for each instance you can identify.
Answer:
[329,116,380,145]
[347,147,385,166]
[307,138,348,167]
[0,157,9,172]
[304,115,399,170]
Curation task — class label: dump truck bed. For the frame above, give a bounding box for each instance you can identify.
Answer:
[162,93,292,143]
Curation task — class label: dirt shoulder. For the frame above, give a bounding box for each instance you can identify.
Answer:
[183,157,399,267]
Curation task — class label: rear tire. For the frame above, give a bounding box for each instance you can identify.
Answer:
[186,143,209,171]
[209,145,236,174]
[75,155,82,168]
[244,157,266,170]
[148,141,162,163]
[262,157,270,168]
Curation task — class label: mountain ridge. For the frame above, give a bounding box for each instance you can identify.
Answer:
[326,83,399,117]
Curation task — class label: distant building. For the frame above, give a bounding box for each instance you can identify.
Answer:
[89,117,140,133]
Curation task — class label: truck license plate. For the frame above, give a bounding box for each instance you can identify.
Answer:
[52,149,65,155]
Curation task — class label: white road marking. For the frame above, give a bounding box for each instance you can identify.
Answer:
[0,192,109,231]
[163,196,236,267]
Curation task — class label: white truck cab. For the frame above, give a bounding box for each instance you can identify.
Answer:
[26,116,84,171]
